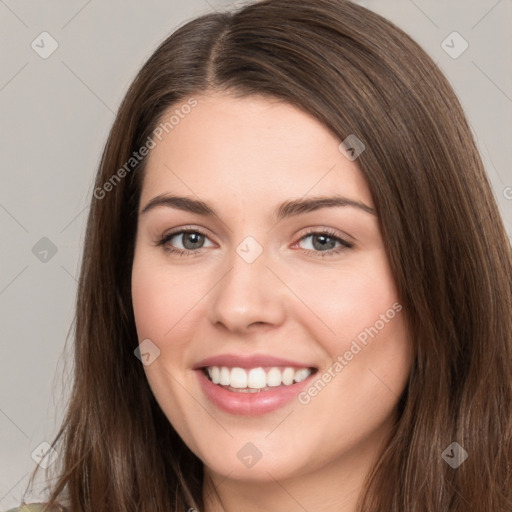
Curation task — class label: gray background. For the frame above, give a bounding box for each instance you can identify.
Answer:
[1,0,511,508]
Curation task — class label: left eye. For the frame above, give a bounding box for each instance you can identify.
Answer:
[297,232,352,251]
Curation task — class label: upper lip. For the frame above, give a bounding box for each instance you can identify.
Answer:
[194,354,317,370]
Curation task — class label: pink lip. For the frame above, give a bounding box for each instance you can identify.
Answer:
[194,353,316,370]
[196,368,316,416]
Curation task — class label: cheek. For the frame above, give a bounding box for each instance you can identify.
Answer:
[131,252,205,438]
[131,251,190,345]
[131,268,171,341]
[286,249,400,347]
[131,249,215,368]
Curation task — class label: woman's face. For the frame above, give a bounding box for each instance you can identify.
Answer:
[131,92,411,485]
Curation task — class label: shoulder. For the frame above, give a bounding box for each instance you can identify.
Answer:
[5,504,66,512]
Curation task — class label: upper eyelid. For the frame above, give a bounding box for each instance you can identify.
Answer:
[161,228,215,246]
[161,226,213,240]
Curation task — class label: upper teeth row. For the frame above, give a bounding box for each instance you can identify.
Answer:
[206,366,312,389]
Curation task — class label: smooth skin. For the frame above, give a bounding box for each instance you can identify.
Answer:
[131,92,412,512]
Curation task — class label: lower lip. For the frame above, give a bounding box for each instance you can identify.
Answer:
[196,369,315,416]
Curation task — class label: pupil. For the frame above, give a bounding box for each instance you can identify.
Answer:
[183,232,204,250]
[313,234,335,251]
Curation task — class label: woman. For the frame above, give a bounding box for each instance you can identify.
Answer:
[11,0,512,510]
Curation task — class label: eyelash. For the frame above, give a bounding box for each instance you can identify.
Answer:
[156,227,354,258]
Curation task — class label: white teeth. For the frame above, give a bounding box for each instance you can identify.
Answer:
[247,368,267,388]
[219,367,230,385]
[294,368,311,382]
[205,366,313,389]
[266,367,282,387]
[282,367,295,385]
[210,366,220,384]
[230,367,248,388]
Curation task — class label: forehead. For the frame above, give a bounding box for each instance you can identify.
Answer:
[140,92,373,210]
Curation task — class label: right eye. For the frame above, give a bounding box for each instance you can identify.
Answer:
[157,229,215,256]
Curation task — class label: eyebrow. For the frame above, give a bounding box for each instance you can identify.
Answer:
[140,194,377,219]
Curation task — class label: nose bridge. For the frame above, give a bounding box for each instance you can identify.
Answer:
[209,238,285,331]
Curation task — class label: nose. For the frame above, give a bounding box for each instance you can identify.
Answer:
[208,245,287,334]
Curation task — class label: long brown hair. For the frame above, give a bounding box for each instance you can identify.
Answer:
[22,0,512,510]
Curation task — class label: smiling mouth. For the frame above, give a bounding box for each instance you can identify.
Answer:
[201,365,318,393]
